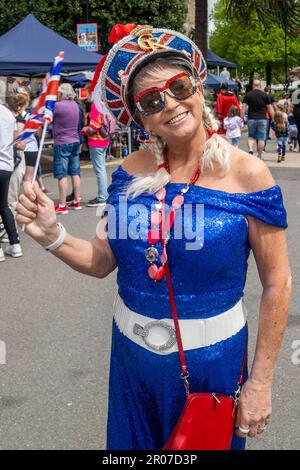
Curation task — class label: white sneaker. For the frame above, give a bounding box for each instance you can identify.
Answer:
[0,247,5,262]
[5,243,23,258]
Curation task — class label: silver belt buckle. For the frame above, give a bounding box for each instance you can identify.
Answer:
[133,321,177,351]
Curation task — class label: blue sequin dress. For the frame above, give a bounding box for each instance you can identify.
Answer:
[105,165,288,450]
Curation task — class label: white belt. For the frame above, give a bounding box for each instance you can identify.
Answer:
[113,293,247,355]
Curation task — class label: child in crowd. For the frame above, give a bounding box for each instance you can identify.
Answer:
[288,111,298,152]
[223,105,243,147]
[272,109,289,163]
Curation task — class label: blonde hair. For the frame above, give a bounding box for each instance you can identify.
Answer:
[15,92,30,110]
[6,93,29,114]
[126,57,230,199]
[274,110,286,132]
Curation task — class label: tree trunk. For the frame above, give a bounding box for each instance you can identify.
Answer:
[248,71,254,88]
[266,62,272,87]
[194,0,208,61]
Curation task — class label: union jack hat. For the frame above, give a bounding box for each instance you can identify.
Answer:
[91,24,207,128]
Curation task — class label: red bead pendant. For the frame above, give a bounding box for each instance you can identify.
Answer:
[148,229,160,244]
[156,187,166,201]
[163,209,175,232]
[148,263,158,279]
[155,265,166,281]
[172,195,184,209]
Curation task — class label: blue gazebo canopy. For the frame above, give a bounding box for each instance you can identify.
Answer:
[207,50,237,69]
[0,14,102,75]
[205,72,238,90]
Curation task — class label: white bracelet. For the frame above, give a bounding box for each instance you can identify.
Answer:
[44,223,66,251]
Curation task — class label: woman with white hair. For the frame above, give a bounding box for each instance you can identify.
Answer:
[52,83,81,214]
[16,25,291,450]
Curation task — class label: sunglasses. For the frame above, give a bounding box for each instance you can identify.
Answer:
[134,72,199,116]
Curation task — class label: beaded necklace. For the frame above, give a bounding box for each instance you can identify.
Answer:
[145,146,201,282]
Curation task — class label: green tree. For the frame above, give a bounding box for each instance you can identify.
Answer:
[225,0,300,31]
[0,0,188,53]
[0,0,83,41]
[90,0,187,52]
[224,0,300,86]
[210,0,300,84]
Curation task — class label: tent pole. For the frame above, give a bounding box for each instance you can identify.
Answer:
[217,65,220,75]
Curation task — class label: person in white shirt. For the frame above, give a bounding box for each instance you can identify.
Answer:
[219,67,230,82]
[277,93,290,113]
[0,96,24,261]
[224,105,244,147]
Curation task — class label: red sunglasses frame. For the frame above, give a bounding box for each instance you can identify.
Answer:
[134,72,201,115]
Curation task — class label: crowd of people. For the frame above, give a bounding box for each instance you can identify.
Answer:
[0,82,116,261]
[211,79,300,163]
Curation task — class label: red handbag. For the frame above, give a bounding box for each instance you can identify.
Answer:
[162,259,247,451]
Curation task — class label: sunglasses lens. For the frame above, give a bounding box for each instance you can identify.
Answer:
[136,75,196,115]
[169,75,194,99]
[139,90,163,114]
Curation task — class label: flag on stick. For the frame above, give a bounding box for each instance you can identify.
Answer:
[14,51,64,143]
[19,51,64,232]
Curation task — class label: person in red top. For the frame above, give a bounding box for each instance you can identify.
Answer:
[215,83,240,134]
[81,101,116,206]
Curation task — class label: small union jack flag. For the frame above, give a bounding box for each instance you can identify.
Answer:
[14,51,64,143]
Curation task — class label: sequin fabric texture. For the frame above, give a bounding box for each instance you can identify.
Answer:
[104,165,288,450]
[106,166,287,319]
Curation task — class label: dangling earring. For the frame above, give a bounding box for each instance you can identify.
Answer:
[147,130,156,143]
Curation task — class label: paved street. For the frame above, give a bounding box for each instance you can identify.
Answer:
[0,134,299,450]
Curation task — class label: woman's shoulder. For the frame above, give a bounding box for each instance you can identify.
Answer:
[121,149,157,175]
[226,148,287,229]
[230,147,276,193]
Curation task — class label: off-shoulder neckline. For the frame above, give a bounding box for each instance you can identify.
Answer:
[115,165,279,197]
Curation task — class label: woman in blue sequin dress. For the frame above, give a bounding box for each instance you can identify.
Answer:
[16,24,292,451]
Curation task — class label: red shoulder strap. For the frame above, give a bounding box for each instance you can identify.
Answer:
[161,200,247,392]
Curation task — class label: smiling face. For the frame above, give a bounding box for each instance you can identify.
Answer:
[132,59,204,145]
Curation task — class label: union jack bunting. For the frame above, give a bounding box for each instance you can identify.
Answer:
[14,51,64,143]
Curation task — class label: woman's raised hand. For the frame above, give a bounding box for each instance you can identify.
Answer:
[16,182,59,244]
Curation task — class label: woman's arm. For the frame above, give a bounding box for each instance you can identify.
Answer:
[14,116,26,149]
[267,103,275,121]
[234,154,292,438]
[241,102,247,120]
[248,219,292,384]
[42,229,117,279]
[236,217,291,439]
[16,182,117,279]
